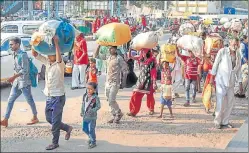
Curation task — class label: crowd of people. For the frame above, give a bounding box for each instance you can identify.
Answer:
[0,16,248,151]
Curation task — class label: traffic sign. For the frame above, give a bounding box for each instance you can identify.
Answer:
[224,7,235,14]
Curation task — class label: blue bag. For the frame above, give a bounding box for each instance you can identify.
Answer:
[18,51,38,87]
[33,18,75,55]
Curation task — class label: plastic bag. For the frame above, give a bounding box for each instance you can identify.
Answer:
[204,34,223,55]
[160,44,176,63]
[179,22,195,36]
[177,35,203,58]
[130,31,158,50]
[96,23,131,46]
[31,19,75,55]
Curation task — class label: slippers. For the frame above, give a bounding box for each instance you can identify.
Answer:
[27,118,39,125]
[65,126,73,140]
[45,144,59,150]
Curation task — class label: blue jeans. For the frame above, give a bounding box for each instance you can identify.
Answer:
[5,85,37,119]
[185,79,197,102]
[202,71,208,83]
[45,95,70,144]
[82,120,96,144]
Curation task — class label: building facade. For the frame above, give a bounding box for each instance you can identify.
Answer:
[170,0,222,15]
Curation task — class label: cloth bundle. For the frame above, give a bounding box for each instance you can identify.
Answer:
[177,35,203,58]
[130,31,159,51]
[179,22,195,36]
[31,19,75,55]
[96,23,131,46]
[204,34,223,55]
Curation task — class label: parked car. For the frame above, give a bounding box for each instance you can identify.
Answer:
[0,33,45,85]
[1,20,44,35]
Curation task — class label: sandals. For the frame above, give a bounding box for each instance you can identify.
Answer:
[45,144,59,150]
[88,143,97,149]
[127,112,136,117]
[27,118,39,125]
[65,126,73,140]
[149,111,154,115]
[183,102,190,107]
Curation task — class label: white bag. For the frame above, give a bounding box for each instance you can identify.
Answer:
[224,22,231,29]
[130,31,158,50]
[220,17,229,24]
[177,35,203,58]
[38,20,61,46]
[230,19,242,31]
[179,22,195,36]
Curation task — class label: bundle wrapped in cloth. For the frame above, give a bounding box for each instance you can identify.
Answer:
[30,19,75,55]
[160,43,177,63]
[204,34,223,55]
[224,22,231,29]
[220,17,229,25]
[177,35,203,58]
[96,23,131,46]
[230,19,242,31]
[179,22,195,36]
[130,31,159,51]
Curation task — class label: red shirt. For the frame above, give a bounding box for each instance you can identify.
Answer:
[103,17,107,25]
[92,22,97,33]
[73,37,88,65]
[86,67,98,83]
[142,17,146,26]
[161,68,172,85]
[96,18,101,29]
[179,55,201,80]
[124,20,129,25]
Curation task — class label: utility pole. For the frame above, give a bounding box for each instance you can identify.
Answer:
[28,1,33,20]
[47,0,50,20]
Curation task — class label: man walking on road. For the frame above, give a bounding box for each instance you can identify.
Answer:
[210,38,243,129]
[71,33,88,90]
[32,36,73,150]
[1,37,39,127]
[104,46,128,123]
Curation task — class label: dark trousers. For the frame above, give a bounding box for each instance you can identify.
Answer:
[82,120,96,144]
[45,95,70,144]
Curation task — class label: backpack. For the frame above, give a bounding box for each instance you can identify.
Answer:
[17,51,38,87]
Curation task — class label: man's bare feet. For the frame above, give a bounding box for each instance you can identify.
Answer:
[157,115,162,118]
[170,115,174,118]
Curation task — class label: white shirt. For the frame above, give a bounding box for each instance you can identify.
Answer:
[36,54,65,96]
[211,47,242,88]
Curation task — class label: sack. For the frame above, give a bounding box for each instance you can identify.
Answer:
[17,52,38,87]
[220,17,229,24]
[177,35,203,58]
[179,22,195,36]
[31,19,75,55]
[223,22,231,29]
[160,44,176,63]
[130,31,158,50]
[230,19,242,31]
[204,34,223,55]
[96,23,131,46]
[202,84,212,110]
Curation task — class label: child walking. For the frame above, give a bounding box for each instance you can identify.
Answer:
[158,61,174,118]
[81,82,101,149]
[86,58,98,94]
